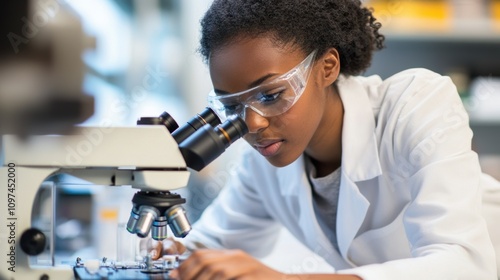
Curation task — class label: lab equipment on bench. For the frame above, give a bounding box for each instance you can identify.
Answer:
[0,108,248,280]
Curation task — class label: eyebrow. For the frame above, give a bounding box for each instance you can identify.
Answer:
[214,73,278,95]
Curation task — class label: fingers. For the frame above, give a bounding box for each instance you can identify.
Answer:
[174,239,187,254]
[161,238,187,256]
[150,240,162,260]
[162,238,178,255]
[169,249,283,280]
[139,237,186,261]
[173,250,244,280]
[169,269,180,279]
[174,249,218,280]
[138,237,162,260]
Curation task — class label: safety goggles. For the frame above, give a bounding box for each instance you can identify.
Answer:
[207,50,317,120]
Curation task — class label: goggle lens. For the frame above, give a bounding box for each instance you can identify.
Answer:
[208,50,317,120]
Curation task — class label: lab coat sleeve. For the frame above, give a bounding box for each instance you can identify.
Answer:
[339,69,497,279]
[181,148,282,258]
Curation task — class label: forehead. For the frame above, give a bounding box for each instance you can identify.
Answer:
[209,37,303,93]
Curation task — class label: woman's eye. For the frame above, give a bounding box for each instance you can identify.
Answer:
[257,89,285,103]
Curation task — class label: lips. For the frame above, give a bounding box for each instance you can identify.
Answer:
[254,140,283,157]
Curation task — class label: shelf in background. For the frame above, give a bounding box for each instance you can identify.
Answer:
[366,0,500,42]
[382,25,500,44]
[365,34,500,79]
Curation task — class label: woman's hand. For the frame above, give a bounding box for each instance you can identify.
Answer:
[169,249,284,280]
[139,237,187,260]
[139,240,362,280]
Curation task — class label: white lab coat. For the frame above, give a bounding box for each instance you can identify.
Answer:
[184,68,498,280]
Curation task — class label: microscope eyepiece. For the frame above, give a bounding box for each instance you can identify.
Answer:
[216,116,248,146]
[178,115,248,171]
[137,111,179,133]
[135,108,246,172]
[171,107,221,143]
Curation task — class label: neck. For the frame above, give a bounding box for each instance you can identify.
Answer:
[305,85,344,177]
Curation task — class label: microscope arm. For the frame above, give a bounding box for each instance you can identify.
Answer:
[2,126,188,173]
[63,169,190,192]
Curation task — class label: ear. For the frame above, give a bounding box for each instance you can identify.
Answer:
[317,48,340,88]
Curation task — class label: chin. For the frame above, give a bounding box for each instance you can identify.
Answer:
[265,153,299,168]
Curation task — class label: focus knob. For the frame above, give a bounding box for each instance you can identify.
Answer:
[20,228,46,256]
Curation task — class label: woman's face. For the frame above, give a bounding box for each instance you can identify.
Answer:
[209,36,336,167]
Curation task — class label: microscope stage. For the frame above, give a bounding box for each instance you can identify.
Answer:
[73,266,173,279]
[73,257,179,280]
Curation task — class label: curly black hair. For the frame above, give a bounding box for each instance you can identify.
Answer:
[199,0,385,76]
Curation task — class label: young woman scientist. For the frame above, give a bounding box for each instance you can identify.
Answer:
[146,0,500,279]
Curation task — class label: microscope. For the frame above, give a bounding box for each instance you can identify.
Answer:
[0,108,248,280]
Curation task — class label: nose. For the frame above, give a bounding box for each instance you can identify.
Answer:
[244,107,269,134]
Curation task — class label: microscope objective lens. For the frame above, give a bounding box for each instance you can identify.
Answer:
[152,216,168,240]
[135,206,160,238]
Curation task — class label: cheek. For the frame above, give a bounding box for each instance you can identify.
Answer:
[278,89,323,140]
[269,107,321,163]
[283,117,317,149]
[268,114,315,167]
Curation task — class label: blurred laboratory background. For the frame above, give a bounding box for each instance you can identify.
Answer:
[31,0,500,274]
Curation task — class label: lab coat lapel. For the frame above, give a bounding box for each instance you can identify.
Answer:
[275,75,383,266]
[336,75,382,260]
[277,157,349,268]
[277,156,324,234]
[337,75,382,182]
[336,173,370,262]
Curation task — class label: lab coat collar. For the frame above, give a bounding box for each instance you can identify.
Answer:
[276,74,383,264]
[277,75,382,193]
[337,74,382,182]
[336,74,382,260]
